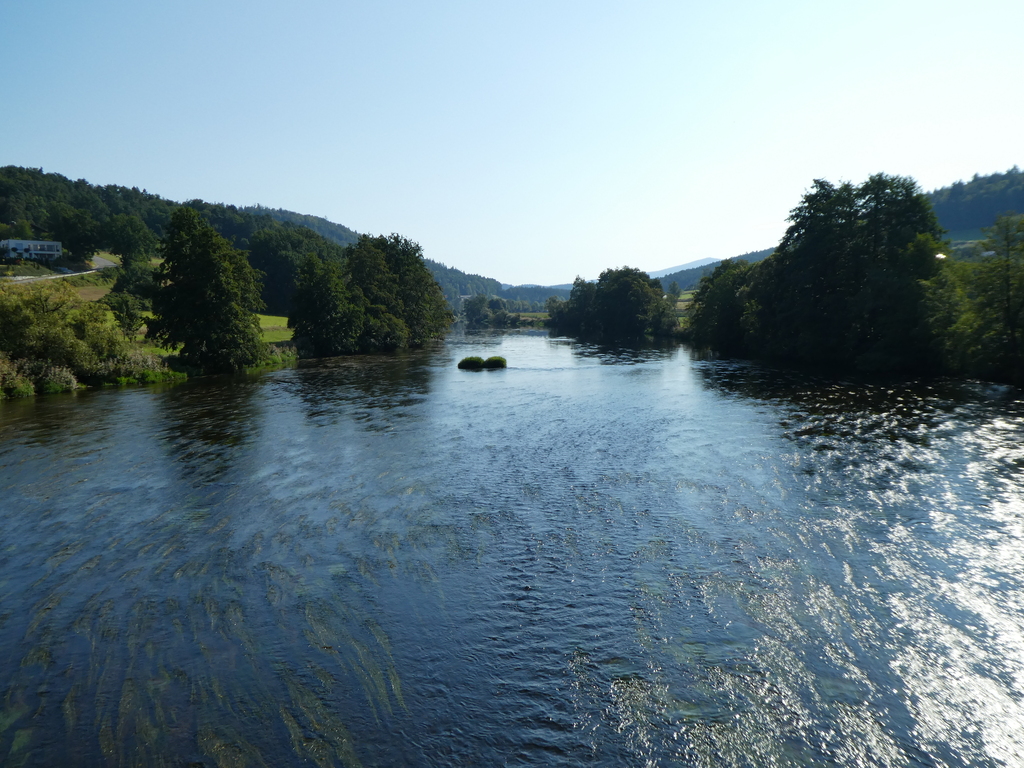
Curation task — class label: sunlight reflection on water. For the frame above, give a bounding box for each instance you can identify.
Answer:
[1,333,1024,766]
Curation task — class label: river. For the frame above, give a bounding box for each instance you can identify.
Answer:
[2,331,1023,767]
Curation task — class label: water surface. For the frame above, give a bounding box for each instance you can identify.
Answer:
[2,331,1024,766]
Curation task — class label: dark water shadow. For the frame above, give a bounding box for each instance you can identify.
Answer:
[154,372,264,486]
[549,334,681,365]
[282,349,437,428]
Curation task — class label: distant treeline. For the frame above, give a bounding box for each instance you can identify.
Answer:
[928,166,1024,234]
[686,173,1024,385]
[0,166,569,317]
[655,248,775,293]
[242,203,571,308]
[658,167,1024,293]
[547,267,679,339]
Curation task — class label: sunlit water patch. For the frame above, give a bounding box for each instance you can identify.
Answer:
[1,333,1023,766]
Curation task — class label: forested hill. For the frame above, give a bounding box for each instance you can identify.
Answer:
[656,248,775,293]
[241,205,360,248]
[241,201,567,304]
[927,166,1024,237]
[0,166,536,311]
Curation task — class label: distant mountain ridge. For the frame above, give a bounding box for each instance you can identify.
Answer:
[649,258,720,278]
[5,164,1020,302]
[243,205,570,306]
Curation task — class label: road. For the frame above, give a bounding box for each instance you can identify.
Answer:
[1,255,118,284]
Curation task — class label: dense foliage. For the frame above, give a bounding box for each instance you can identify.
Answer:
[288,234,453,357]
[288,253,363,357]
[247,224,348,315]
[148,208,269,373]
[548,267,677,338]
[689,174,945,372]
[0,281,174,396]
[686,174,1024,383]
[462,295,523,328]
[926,214,1024,382]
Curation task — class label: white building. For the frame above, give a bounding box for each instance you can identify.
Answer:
[0,239,63,262]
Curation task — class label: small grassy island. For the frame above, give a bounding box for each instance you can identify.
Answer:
[458,356,507,370]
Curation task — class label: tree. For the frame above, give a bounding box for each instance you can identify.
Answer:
[103,292,146,340]
[288,253,363,357]
[548,267,675,338]
[47,203,100,262]
[688,260,753,355]
[148,207,268,373]
[343,238,409,352]
[593,266,670,337]
[463,294,490,326]
[974,214,1024,378]
[103,214,157,264]
[699,173,946,371]
[362,234,453,345]
[929,214,1024,382]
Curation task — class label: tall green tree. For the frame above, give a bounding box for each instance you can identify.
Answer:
[688,259,753,355]
[929,214,1024,382]
[103,213,157,263]
[691,174,945,372]
[148,207,268,373]
[47,203,100,262]
[549,267,675,338]
[361,234,453,345]
[288,253,363,357]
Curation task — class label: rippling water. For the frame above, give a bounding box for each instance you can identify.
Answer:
[2,331,1024,766]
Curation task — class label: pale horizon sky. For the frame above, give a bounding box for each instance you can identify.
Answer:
[4,0,1022,285]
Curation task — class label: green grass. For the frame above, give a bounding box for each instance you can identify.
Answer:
[259,314,292,343]
[65,269,117,289]
[0,262,54,277]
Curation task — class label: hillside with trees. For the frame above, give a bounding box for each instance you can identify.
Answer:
[927,166,1024,236]
[242,202,569,309]
[654,248,774,293]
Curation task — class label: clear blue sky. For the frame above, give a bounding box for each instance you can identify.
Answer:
[4,0,1022,285]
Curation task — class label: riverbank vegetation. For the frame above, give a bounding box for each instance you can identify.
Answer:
[461,295,549,328]
[288,235,453,358]
[685,173,1024,384]
[546,266,679,339]
[0,280,181,398]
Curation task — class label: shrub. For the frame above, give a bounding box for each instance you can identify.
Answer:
[482,356,507,369]
[0,353,34,399]
[92,348,171,385]
[27,363,79,394]
[458,356,485,370]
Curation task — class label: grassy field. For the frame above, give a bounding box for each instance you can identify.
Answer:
[0,262,54,277]
[259,314,293,343]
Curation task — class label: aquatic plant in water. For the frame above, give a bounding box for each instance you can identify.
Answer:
[458,356,506,370]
